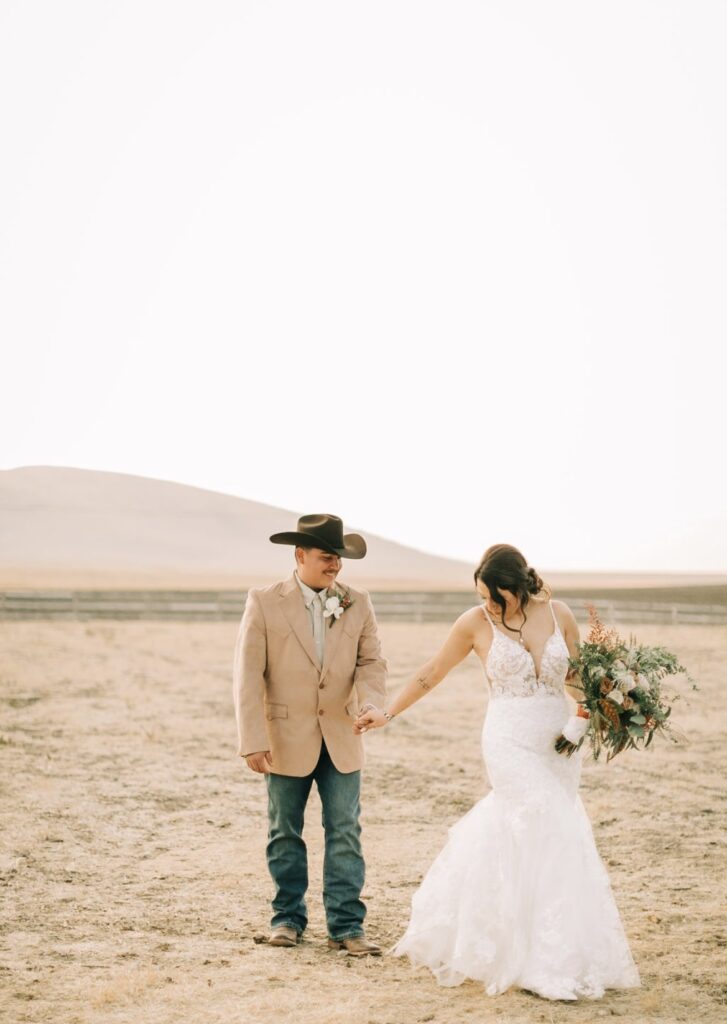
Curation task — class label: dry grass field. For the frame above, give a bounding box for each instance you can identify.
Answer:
[1,619,725,1024]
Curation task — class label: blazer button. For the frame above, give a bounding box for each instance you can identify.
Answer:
[319,682,325,689]
[318,709,324,716]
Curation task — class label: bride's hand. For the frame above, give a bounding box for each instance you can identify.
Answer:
[554,713,589,756]
[353,707,388,734]
[554,734,580,757]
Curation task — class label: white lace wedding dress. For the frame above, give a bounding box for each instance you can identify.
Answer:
[393,602,641,1001]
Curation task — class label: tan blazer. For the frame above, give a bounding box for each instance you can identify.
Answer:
[233,574,388,776]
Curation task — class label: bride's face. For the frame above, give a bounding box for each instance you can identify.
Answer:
[476,580,519,614]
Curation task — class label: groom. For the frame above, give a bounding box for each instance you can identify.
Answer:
[233,514,388,955]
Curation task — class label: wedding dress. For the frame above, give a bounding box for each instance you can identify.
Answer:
[392,602,641,1000]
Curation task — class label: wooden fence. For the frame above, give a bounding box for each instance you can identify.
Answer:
[1,590,726,625]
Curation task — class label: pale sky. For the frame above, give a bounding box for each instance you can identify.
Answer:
[2,1,726,572]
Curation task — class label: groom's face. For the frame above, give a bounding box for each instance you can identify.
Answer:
[296,547,342,590]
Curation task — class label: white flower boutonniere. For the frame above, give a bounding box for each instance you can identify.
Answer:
[322,589,355,625]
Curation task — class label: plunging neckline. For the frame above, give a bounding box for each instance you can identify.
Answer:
[497,627,558,682]
[482,605,561,683]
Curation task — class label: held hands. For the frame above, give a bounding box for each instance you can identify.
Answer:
[353,705,389,734]
[245,750,273,773]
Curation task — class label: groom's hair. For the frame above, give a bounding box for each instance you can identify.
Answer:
[295,541,323,559]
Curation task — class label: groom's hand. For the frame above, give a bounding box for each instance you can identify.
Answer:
[353,707,388,734]
[245,751,273,773]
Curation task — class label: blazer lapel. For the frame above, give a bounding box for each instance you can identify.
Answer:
[320,588,349,682]
[280,575,321,671]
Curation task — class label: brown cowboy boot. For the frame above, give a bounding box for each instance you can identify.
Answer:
[268,926,299,947]
[327,935,382,957]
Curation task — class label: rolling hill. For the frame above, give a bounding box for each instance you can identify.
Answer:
[2,466,726,593]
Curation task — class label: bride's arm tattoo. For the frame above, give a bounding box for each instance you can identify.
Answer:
[417,671,432,691]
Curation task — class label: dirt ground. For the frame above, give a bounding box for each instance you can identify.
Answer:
[1,620,725,1024]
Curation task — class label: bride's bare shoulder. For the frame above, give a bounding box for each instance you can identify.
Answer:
[453,605,490,646]
[551,599,579,631]
[458,604,487,626]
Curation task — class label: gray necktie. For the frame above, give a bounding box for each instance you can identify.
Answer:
[311,592,325,666]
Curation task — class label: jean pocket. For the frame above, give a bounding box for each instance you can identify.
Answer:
[264,702,288,720]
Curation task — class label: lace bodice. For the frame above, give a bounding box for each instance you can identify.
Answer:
[481,602,570,699]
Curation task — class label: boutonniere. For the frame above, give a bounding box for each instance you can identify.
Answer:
[323,588,355,625]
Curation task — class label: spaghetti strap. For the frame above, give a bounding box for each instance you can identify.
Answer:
[548,600,561,635]
[481,605,497,632]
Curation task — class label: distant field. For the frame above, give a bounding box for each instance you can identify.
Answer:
[2,567,727,594]
[554,585,727,607]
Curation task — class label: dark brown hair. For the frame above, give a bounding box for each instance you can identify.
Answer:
[474,543,549,634]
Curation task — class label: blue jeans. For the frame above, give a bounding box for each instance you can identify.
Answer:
[265,742,366,941]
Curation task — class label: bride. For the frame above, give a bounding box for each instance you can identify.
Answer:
[355,544,641,1001]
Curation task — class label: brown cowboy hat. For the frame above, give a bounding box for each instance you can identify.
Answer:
[269,513,367,559]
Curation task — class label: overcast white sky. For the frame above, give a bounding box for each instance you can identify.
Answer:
[2,1,726,571]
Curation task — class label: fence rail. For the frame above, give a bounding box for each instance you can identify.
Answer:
[1,590,726,625]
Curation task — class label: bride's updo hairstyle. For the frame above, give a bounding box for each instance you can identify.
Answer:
[474,544,550,630]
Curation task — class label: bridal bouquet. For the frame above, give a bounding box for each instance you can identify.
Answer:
[557,606,694,762]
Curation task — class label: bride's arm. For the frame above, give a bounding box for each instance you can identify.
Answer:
[555,601,586,707]
[353,610,478,733]
[554,600,590,756]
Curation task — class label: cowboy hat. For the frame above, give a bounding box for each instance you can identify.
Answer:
[269,514,367,559]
